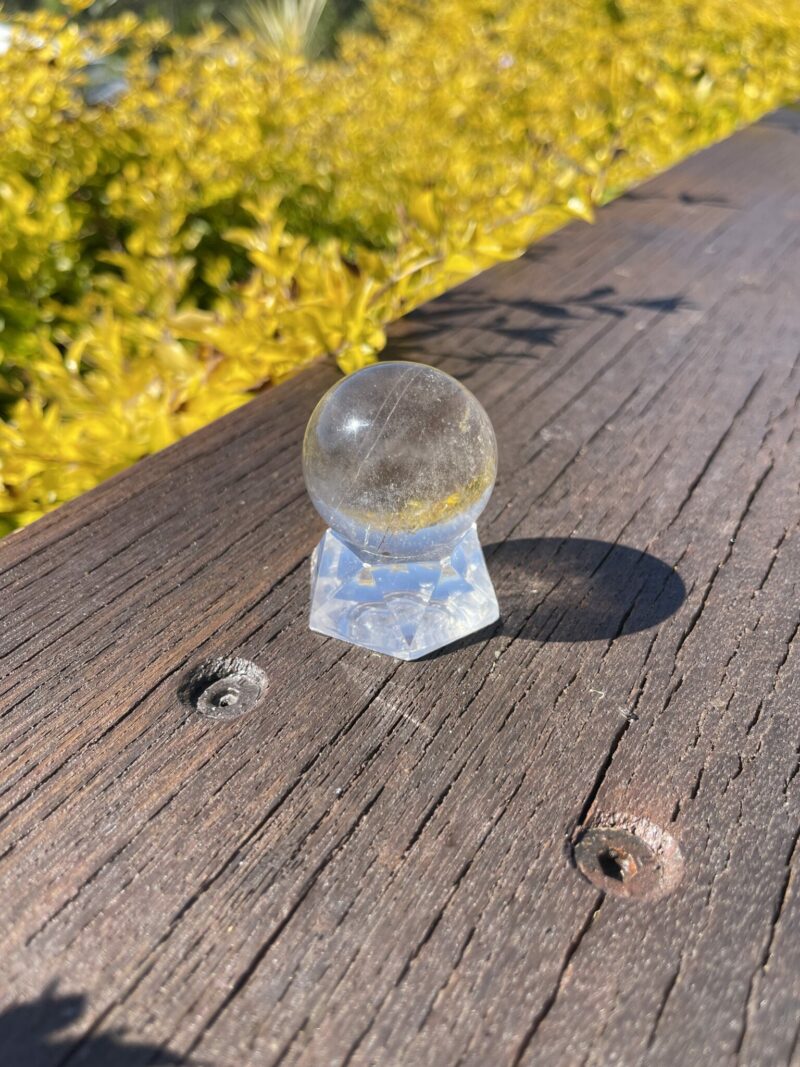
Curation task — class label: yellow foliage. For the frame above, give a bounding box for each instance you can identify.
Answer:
[1,1,799,534]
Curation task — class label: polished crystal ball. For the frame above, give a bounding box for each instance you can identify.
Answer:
[304,361,499,659]
[304,361,497,560]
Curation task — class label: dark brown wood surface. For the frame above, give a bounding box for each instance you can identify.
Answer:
[1,109,799,1067]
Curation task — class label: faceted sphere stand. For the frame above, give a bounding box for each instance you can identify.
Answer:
[303,362,499,660]
[309,525,498,660]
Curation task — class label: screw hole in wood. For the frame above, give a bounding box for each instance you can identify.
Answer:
[180,657,268,721]
[572,813,683,901]
[597,847,637,883]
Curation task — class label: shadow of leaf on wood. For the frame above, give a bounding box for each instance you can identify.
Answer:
[385,283,693,379]
[0,984,189,1067]
[429,536,685,655]
[621,188,732,206]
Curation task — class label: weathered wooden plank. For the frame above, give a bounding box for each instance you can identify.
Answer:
[0,110,798,1067]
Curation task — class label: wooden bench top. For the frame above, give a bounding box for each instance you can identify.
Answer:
[1,108,798,1066]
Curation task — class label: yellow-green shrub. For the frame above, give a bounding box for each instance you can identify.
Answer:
[1,0,799,533]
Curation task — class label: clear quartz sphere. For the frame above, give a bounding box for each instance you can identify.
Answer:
[303,361,497,561]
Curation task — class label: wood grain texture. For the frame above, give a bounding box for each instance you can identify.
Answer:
[1,109,798,1067]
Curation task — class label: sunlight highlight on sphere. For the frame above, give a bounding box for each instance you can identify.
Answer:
[303,361,497,560]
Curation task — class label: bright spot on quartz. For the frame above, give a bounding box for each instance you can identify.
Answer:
[343,415,369,435]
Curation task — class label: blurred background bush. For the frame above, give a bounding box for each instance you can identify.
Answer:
[1,0,798,535]
[3,0,373,52]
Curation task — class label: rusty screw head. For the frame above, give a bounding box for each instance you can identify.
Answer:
[572,813,683,901]
[181,657,267,721]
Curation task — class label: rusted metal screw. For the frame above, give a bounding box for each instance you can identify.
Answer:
[572,813,683,901]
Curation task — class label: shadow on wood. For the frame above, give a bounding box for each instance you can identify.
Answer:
[440,536,686,651]
[386,285,694,378]
[0,985,187,1067]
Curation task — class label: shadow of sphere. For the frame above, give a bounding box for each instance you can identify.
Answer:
[485,536,686,643]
